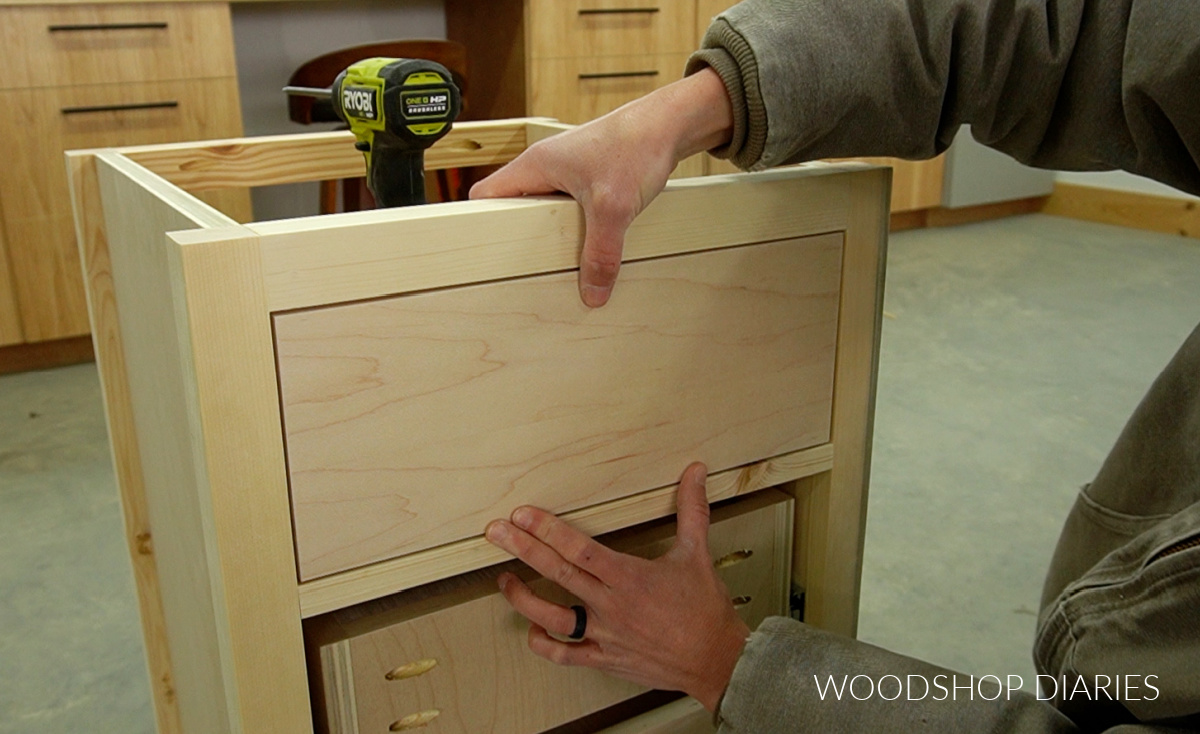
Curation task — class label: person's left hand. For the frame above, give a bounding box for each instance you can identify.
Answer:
[483,462,750,712]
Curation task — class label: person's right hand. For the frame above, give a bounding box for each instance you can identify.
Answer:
[470,67,734,307]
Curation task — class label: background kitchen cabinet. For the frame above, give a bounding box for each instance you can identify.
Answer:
[448,0,707,177]
[0,2,248,349]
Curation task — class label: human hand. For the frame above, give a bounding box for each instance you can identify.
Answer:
[483,462,750,712]
[470,68,733,307]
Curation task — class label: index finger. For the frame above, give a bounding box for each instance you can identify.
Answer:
[485,519,606,601]
[468,154,558,200]
[511,506,624,584]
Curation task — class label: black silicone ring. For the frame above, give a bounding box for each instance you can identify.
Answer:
[568,605,587,640]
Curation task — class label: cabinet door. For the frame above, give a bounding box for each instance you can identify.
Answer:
[0,77,244,341]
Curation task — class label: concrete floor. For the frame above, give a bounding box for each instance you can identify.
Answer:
[2,214,1198,731]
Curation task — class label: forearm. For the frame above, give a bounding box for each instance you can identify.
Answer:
[688,0,1200,196]
[610,67,733,166]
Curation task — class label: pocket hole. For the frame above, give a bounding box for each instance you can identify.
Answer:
[385,658,438,681]
[390,710,440,730]
[731,595,752,608]
[714,549,754,569]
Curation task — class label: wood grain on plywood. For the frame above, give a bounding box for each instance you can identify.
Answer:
[297,444,833,617]
[96,152,310,733]
[94,151,237,733]
[253,165,854,312]
[276,235,841,579]
[66,151,182,733]
[308,492,790,734]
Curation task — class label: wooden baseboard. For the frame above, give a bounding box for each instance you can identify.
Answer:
[1043,183,1200,240]
[888,208,928,232]
[890,196,1048,232]
[0,335,94,375]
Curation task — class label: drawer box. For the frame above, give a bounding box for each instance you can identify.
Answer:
[526,0,696,61]
[0,3,235,91]
[306,489,793,734]
[275,234,842,580]
[528,53,689,125]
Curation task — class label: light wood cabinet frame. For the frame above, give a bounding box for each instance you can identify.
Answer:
[67,118,889,733]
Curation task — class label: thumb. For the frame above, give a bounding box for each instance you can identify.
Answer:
[578,205,631,308]
[673,463,711,554]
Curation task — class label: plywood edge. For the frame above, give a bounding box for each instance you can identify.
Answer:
[257,164,871,312]
[88,150,237,229]
[776,485,796,618]
[1043,182,1200,239]
[298,444,834,617]
[318,642,360,734]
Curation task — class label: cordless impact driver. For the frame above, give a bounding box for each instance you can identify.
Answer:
[286,57,462,207]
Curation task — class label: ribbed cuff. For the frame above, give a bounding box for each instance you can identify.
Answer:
[685,18,768,169]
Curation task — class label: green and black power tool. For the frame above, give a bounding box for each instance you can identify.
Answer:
[286,57,462,207]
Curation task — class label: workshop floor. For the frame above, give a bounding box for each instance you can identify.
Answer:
[2,214,1199,731]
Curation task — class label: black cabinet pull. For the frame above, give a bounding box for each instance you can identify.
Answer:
[578,70,659,80]
[61,101,179,115]
[578,7,660,14]
[48,22,169,32]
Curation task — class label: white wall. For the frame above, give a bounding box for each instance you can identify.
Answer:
[231,0,446,221]
[1055,170,1198,200]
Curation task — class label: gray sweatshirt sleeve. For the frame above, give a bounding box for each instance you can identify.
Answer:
[685,0,1200,196]
[716,618,1171,733]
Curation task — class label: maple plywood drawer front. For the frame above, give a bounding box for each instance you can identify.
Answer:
[307,490,792,734]
[0,3,234,91]
[527,0,695,61]
[275,234,842,580]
